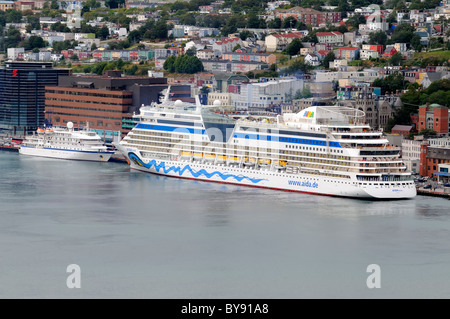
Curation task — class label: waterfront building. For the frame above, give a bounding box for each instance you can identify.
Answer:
[420,138,450,177]
[434,163,450,184]
[44,71,176,138]
[0,62,70,135]
[401,137,423,174]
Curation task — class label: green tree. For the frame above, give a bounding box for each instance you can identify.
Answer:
[321,51,336,69]
[369,30,387,46]
[116,58,124,70]
[301,85,312,98]
[387,11,397,25]
[410,34,421,50]
[154,20,168,39]
[83,66,92,73]
[418,128,437,137]
[125,64,138,75]
[267,17,282,29]
[389,52,403,66]
[127,30,141,43]
[246,12,260,28]
[163,55,176,73]
[391,23,415,43]
[287,59,313,74]
[92,62,107,75]
[282,17,297,29]
[186,46,197,56]
[105,0,125,9]
[27,15,40,30]
[346,14,366,29]
[283,38,302,56]
[4,28,22,48]
[373,72,405,95]
[239,30,253,40]
[96,26,110,40]
[50,0,59,9]
[336,0,351,18]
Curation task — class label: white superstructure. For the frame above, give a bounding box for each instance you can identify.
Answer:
[116,92,416,199]
[19,122,113,162]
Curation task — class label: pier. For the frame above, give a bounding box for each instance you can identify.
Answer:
[417,187,450,199]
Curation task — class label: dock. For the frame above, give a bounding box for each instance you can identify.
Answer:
[417,187,450,199]
[0,145,19,152]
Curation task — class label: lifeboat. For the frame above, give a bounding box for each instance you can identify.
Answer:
[37,128,44,133]
[273,160,287,169]
[216,155,227,162]
[243,157,256,166]
[180,151,192,158]
[193,152,203,159]
[229,156,241,163]
[45,129,53,133]
[258,158,271,166]
[204,154,215,161]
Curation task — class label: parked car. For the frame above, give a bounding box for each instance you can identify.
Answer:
[423,184,432,189]
[444,183,450,187]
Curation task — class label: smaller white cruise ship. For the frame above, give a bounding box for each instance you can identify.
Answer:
[19,122,114,162]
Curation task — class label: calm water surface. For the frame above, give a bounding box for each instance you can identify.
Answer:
[0,151,449,298]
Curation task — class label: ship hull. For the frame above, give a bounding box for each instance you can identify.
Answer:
[19,146,113,162]
[120,150,416,200]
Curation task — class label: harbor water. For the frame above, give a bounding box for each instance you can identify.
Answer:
[0,151,449,298]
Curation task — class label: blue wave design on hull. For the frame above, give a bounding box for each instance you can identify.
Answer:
[129,153,267,184]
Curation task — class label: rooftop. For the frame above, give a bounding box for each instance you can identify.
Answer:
[392,125,413,132]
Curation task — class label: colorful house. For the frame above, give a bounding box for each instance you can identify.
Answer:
[383,45,397,57]
[335,47,359,60]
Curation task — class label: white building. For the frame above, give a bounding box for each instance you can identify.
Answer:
[39,51,51,61]
[315,31,343,45]
[304,53,320,66]
[402,138,423,173]
[207,92,232,106]
[212,37,242,55]
[265,32,303,52]
[315,68,379,83]
[329,59,347,69]
[7,47,24,61]
[359,15,388,32]
[232,78,304,110]
[428,137,450,148]
[360,49,379,60]
[196,49,215,60]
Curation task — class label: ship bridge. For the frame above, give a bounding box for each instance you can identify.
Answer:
[283,106,365,127]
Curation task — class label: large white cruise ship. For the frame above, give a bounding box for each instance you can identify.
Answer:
[19,122,114,162]
[116,93,416,199]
